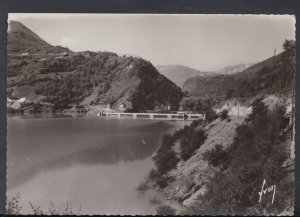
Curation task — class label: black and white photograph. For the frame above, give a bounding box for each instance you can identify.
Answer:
[6,14,295,215]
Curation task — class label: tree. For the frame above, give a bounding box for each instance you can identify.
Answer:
[220,109,229,120]
[205,108,218,123]
[180,129,207,161]
[246,97,269,124]
[153,135,180,175]
[203,144,230,169]
[283,39,295,52]
[196,99,292,215]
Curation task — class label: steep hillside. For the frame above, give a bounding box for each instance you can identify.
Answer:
[7,21,183,112]
[144,98,294,215]
[8,20,69,54]
[156,65,214,88]
[183,48,295,104]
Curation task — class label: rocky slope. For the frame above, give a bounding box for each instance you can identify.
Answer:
[146,104,294,215]
[7,21,183,113]
[164,117,244,206]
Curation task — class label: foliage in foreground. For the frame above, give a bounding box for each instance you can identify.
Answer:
[6,193,22,215]
[196,98,293,215]
[156,204,177,215]
[7,194,81,215]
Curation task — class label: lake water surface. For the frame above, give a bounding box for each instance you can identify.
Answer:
[7,116,188,215]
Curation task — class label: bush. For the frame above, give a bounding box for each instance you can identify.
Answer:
[153,149,180,175]
[202,144,230,169]
[6,193,22,215]
[153,134,180,175]
[180,129,207,161]
[156,205,176,215]
[205,108,218,123]
[155,176,174,189]
[195,100,292,215]
[219,109,229,120]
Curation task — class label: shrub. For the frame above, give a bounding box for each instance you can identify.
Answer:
[194,100,292,215]
[156,205,176,215]
[180,129,207,161]
[153,149,179,175]
[205,108,218,123]
[190,119,203,129]
[29,202,44,215]
[155,176,173,189]
[150,120,207,188]
[202,144,230,169]
[6,193,22,215]
[220,109,229,120]
[153,134,180,175]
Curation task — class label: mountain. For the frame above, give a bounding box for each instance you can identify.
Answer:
[7,21,183,113]
[155,65,214,87]
[215,63,254,75]
[183,48,295,105]
[8,20,70,54]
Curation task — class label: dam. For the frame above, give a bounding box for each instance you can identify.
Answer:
[98,112,205,121]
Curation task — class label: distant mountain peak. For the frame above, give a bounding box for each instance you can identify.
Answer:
[182,51,294,104]
[156,64,215,88]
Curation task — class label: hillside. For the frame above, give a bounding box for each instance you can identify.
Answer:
[143,98,294,215]
[7,21,183,113]
[183,48,295,104]
[8,21,69,54]
[141,40,295,215]
[155,65,214,88]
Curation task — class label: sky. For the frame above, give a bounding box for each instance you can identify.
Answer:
[8,14,295,71]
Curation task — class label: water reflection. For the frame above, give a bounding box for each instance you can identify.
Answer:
[7,117,181,188]
[7,116,187,214]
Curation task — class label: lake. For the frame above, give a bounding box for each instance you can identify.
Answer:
[6,115,188,215]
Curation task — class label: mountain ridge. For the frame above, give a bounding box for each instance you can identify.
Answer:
[155,64,214,88]
[156,63,253,88]
[8,20,70,54]
[7,20,183,113]
[182,49,294,105]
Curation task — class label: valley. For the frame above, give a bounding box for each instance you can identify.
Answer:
[6,18,295,216]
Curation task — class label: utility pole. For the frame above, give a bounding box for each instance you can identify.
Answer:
[238,103,239,120]
[272,48,276,65]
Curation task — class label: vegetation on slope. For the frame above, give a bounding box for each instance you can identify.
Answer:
[186,98,293,215]
[7,21,183,112]
[144,96,293,215]
[182,40,295,106]
[148,119,205,188]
